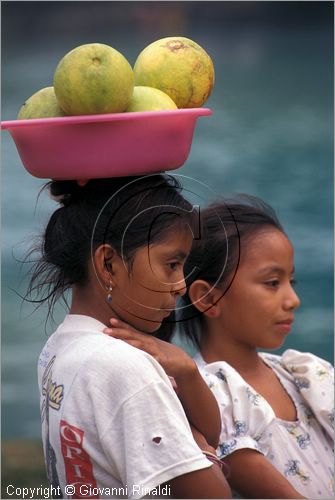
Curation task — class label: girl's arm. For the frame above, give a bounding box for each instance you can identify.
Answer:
[103,318,221,448]
[172,360,221,448]
[224,449,306,499]
[168,424,231,498]
[168,462,231,499]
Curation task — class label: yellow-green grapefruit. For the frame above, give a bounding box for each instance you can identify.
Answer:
[133,37,215,108]
[17,86,67,119]
[53,43,134,115]
[126,86,177,112]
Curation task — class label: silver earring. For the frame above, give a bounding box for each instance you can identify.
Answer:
[106,283,113,304]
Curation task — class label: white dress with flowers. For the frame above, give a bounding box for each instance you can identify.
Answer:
[194,349,334,499]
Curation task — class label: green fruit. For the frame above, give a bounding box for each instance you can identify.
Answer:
[53,43,134,115]
[126,86,177,112]
[17,86,67,119]
[133,36,215,108]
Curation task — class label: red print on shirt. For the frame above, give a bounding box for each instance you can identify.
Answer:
[60,419,98,498]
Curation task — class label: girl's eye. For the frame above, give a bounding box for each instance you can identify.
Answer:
[290,278,297,287]
[265,279,280,288]
[168,262,179,271]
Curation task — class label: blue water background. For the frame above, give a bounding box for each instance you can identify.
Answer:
[1,2,333,439]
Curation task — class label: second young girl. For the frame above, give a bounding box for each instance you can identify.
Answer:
[175,195,334,499]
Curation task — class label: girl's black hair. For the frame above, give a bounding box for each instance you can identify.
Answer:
[177,194,285,349]
[25,174,196,332]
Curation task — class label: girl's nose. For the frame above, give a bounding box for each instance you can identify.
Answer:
[283,285,301,311]
[172,273,187,297]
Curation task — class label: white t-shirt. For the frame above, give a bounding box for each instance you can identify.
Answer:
[195,349,334,499]
[37,314,211,499]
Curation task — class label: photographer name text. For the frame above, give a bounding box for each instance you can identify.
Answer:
[6,483,171,498]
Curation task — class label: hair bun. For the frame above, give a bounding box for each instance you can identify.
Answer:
[49,180,84,206]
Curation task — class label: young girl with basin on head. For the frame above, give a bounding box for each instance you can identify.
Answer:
[176,195,334,499]
[30,174,231,499]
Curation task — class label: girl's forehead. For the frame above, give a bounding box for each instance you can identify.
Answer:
[153,227,194,252]
[242,229,293,263]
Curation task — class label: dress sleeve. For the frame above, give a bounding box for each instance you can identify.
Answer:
[281,349,334,438]
[199,362,275,459]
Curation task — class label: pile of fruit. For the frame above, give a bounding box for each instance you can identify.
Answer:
[17,37,215,119]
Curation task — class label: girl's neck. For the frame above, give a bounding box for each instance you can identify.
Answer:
[70,284,115,327]
[200,321,264,376]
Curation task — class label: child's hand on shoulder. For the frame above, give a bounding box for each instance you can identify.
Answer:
[104,319,222,450]
[103,318,196,382]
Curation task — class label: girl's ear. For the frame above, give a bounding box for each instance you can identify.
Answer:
[188,280,222,318]
[93,244,117,285]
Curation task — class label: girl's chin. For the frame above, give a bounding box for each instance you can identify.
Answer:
[135,319,163,334]
[261,339,286,351]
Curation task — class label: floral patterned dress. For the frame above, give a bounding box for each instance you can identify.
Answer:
[194,349,334,498]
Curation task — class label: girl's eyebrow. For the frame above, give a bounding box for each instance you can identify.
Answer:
[173,251,189,260]
[162,250,188,260]
[256,266,295,276]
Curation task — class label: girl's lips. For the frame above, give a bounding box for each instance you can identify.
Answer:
[275,320,293,333]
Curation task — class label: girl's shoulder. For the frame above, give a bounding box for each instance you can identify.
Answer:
[193,352,275,444]
[262,349,334,439]
[193,351,242,385]
[260,349,334,379]
[194,351,271,409]
[280,348,334,372]
[49,314,172,385]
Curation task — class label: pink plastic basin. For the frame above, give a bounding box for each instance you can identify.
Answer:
[1,108,212,179]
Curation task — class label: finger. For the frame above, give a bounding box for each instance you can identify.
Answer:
[103,327,114,337]
[109,317,140,333]
[116,338,146,351]
[103,327,131,339]
[103,327,150,343]
[104,329,162,364]
[102,330,142,348]
[114,336,159,358]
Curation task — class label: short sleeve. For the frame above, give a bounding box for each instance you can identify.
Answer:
[199,362,275,459]
[94,353,211,499]
[281,349,334,438]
